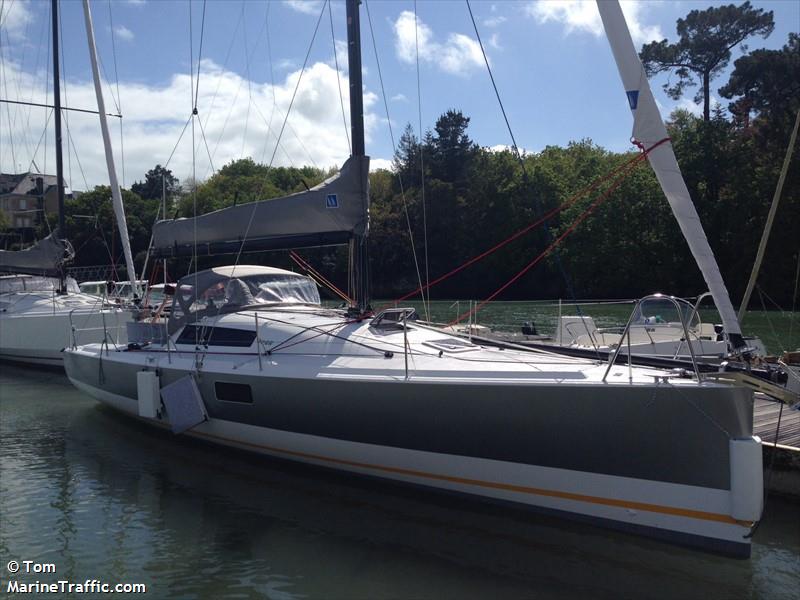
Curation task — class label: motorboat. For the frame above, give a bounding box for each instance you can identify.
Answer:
[64,0,773,557]
[557,293,768,361]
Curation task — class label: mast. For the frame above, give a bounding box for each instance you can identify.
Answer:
[82,0,139,299]
[51,0,66,257]
[596,0,745,350]
[346,0,370,311]
[738,108,800,322]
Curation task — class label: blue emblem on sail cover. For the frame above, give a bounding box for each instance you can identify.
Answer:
[326,194,338,208]
[626,90,639,110]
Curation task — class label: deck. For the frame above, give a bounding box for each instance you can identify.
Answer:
[754,397,800,450]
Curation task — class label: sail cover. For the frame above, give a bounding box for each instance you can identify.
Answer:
[0,233,67,276]
[596,1,744,345]
[151,155,369,258]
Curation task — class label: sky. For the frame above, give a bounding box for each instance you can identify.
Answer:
[0,0,797,192]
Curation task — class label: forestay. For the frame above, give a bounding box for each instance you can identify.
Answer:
[596,0,744,347]
[150,155,370,258]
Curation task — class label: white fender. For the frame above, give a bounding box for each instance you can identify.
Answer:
[729,436,763,522]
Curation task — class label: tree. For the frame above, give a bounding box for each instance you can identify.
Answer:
[131,165,180,201]
[639,2,774,122]
[719,33,800,134]
[430,109,477,182]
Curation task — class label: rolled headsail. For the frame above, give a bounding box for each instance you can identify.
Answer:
[596,0,744,348]
[0,233,67,277]
[150,155,370,258]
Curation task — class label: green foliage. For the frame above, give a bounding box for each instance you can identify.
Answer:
[639,1,774,121]
[719,33,800,136]
[41,186,161,272]
[56,52,798,309]
[130,165,179,201]
[177,158,332,217]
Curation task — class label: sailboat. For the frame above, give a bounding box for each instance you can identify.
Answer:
[0,0,132,367]
[64,0,768,557]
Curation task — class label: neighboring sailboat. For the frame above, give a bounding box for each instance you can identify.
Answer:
[64,0,767,557]
[0,0,129,367]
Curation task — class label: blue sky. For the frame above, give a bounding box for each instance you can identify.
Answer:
[1,0,797,190]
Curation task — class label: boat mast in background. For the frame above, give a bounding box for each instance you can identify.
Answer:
[81,0,140,300]
[346,0,370,312]
[596,0,745,350]
[51,0,66,286]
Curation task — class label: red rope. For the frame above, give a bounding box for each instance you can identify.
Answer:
[290,250,354,305]
[388,140,669,309]
[448,138,670,326]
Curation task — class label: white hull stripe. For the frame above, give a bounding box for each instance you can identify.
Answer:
[187,427,744,526]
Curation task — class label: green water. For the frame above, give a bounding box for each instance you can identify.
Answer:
[380,300,800,355]
[1,301,799,599]
[1,365,798,600]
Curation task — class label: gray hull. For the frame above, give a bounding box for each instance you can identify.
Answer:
[65,348,758,557]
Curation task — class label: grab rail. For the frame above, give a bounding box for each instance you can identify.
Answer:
[602,294,702,383]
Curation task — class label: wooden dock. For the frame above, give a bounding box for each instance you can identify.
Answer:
[754,397,800,450]
[754,396,800,497]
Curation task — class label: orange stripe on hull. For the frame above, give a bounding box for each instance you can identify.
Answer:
[188,428,743,526]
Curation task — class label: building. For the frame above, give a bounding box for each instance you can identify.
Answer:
[0,172,71,230]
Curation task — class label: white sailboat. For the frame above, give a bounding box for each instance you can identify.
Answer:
[64,0,770,556]
[0,0,131,368]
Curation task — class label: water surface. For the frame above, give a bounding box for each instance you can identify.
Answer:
[1,305,799,599]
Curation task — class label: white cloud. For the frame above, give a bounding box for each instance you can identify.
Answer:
[113,25,135,42]
[283,1,324,16]
[391,93,408,103]
[0,0,33,41]
[370,158,393,172]
[0,58,378,190]
[276,58,299,72]
[483,16,506,28]
[330,39,349,73]
[525,1,663,45]
[393,11,483,76]
[487,144,532,156]
[489,33,501,50]
[125,0,147,5]
[672,95,721,118]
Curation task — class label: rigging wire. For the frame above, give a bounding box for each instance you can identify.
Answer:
[194,0,329,369]
[58,5,72,189]
[239,1,252,160]
[0,30,17,170]
[267,0,326,169]
[259,0,278,164]
[757,285,786,353]
[449,142,663,326]
[43,0,50,176]
[189,0,200,350]
[413,0,431,321]
[789,250,800,344]
[329,0,350,153]
[388,140,655,308]
[465,0,597,354]
[107,0,125,187]
[193,0,207,110]
[364,0,427,310]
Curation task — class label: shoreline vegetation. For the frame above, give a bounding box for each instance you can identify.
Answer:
[7,12,798,312]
